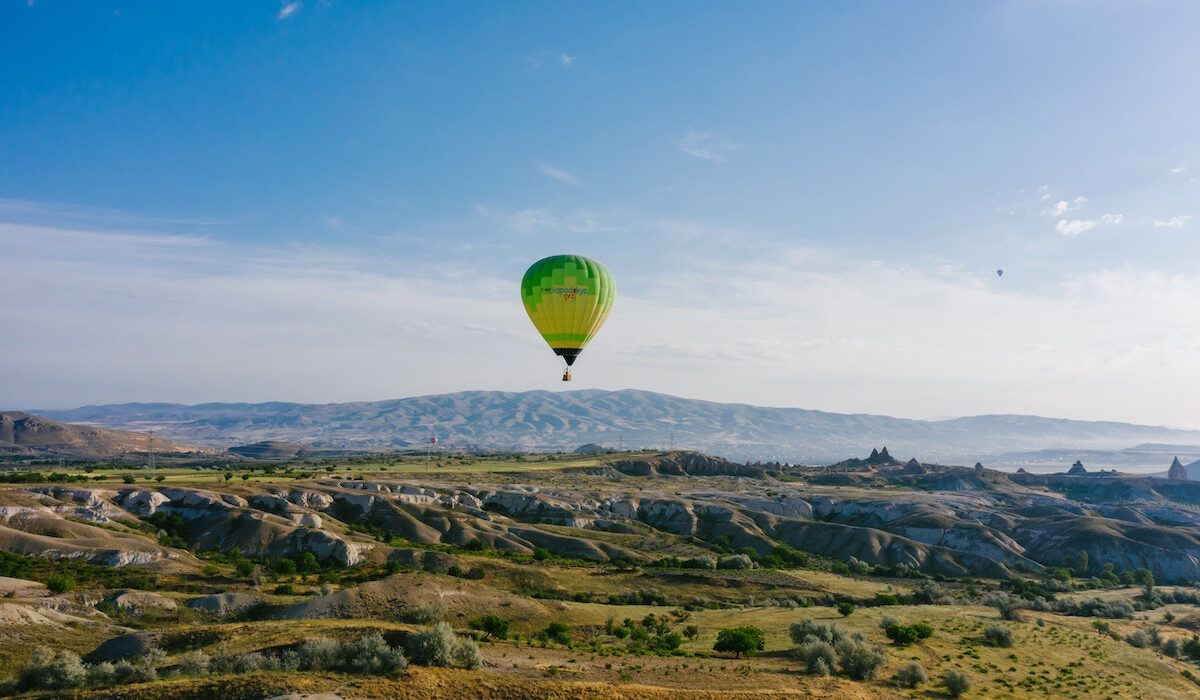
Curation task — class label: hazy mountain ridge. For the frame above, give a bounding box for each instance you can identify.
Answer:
[0,411,213,459]
[28,390,1200,465]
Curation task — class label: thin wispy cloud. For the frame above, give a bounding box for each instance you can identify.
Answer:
[475,204,619,235]
[560,53,575,66]
[1171,165,1187,175]
[0,198,232,227]
[675,129,740,162]
[278,2,301,20]
[1055,213,1121,237]
[1153,215,1192,229]
[1041,196,1086,217]
[536,162,580,186]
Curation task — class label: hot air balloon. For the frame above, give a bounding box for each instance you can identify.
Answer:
[520,254,615,381]
[996,269,1004,277]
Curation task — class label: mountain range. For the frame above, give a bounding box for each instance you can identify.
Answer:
[27,389,1200,467]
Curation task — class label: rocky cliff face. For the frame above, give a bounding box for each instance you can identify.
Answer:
[1169,457,1189,480]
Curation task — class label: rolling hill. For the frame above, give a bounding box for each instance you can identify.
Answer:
[0,411,213,459]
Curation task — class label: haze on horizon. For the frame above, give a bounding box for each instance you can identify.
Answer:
[3,2,1199,429]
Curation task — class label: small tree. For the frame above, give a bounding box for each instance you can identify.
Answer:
[545,621,571,646]
[895,660,927,688]
[469,614,510,641]
[1092,620,1110,636]
[836,601,855,617]
[713,626,765,658]
[682,624,699,639]
[943,669,971,697]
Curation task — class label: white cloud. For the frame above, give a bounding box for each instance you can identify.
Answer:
[1171,165,1186,175]
[1037,185,1051,201]
[1055,219,1096,236]
[675,129,740,162]
[559,53,575,66]
[1041,196,1086,217]
[1100,213,1123,225]
[6,216,1200,427]
[1153,215,1192,229]
[278,2,301,20]
[536,162,580,186]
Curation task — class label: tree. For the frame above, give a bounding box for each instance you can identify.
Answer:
[468,614,510,641]
[1092,620,1111,636]
[1076,549,1089,574]
[545,621,571,646]
[837,602,855,617]
[713,626,765,658]
[682,624,699,639]
[886,624,920,646]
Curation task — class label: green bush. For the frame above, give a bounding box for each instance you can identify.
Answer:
[45,573,75,594]
[836,602,855,617]
[545,621,571,646]
[469,614,510,640]
[984,624,1014,648]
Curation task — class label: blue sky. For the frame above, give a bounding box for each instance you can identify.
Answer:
[3,1,1200,426]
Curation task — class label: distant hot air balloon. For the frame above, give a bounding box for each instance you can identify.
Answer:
[520,254,615,381]
[996,269,1004,277]
[430,436,438,446]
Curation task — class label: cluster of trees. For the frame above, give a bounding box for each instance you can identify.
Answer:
[2,626,481,693]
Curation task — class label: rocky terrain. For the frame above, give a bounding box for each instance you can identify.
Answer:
[28,389,1200,464]
[2,450,1200,698]
[3,450,1200,583]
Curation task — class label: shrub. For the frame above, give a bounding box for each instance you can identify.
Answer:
[17,647,87,690]
[45,573,75,594]
[274,583,295,595]
[453,637,482,670]
[800,640,836,675]
[713,626,765,658]
[895,660,927,688]
[835,638,887,681]
[86,660,116,685]
[1125,630,1149,649]
[984,624,1014,648]
[789,620,848,646]
[176,650,210,675]
[1164,638,1182,658]
[885,624,920,646]
[943,669,971,697]
[985,592,1025,622]
[407,622,477,668]
[341,632,408,674]
[836,602,855,617]
[533,548,551,561]
[717,554,755,570]
[875,593,900,606]
[469,614,510,640]
[683,624,699,639]
[297,637,341,671]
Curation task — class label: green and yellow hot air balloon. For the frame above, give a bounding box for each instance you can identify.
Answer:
[520,254,615,381]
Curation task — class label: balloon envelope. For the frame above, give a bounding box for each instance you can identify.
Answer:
[520,254,615,366]
[996,269,1004,277]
